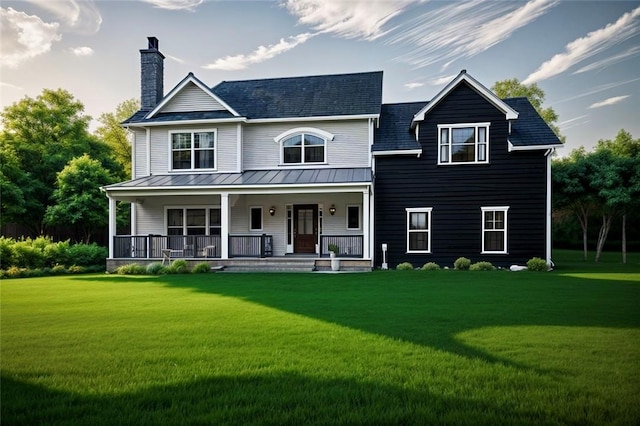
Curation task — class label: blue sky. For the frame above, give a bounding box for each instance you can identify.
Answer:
[1,0,639,154]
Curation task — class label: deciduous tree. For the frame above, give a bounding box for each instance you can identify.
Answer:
[492,78,564,143]
[44,155,117,243]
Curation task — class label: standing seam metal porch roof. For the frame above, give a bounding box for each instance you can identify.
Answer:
[103,167,372,191]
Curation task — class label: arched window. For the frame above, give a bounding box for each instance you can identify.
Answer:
[275,128,334,165]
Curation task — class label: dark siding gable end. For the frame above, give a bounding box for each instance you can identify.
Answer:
[375,82,548,268]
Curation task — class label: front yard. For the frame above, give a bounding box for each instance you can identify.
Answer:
[2,250,639,424]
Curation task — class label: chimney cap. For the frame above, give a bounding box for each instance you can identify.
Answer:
[147,36,159,50]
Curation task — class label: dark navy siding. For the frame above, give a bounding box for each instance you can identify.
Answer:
[374,82,548,268]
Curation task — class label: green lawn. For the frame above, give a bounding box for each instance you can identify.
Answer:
[2,250,639,425]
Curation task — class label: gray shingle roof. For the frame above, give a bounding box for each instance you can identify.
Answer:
[211,71,383,119]
[373,102,425,152]
[104,167,372,191]
[503,97,563,147]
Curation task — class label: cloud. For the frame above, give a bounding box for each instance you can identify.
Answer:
[390,0,557,70]
[202,33,316,70]
[429,74,457,86]
[166,54,185,64]
[558,115,589,130]
[552,77,640,104]
[0,81,24,91]
[23,0,102,33]
[588,95,630,109]
[283,0,413,41]
[524,6,640,84]
[141,0,204,11]
[70,46,93,56]
[0,7,61,68]
[404,82,424,90]
[574,45,640,74]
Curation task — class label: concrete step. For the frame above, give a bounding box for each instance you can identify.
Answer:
[219,260,316,273]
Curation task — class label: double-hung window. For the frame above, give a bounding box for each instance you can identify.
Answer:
[167,207,221,235]
[406,208,432,253]
[438,123,489,164]
[170,130,216,170]
[482,207,509,253]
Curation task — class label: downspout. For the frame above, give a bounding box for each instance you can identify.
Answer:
[545,148,554,267]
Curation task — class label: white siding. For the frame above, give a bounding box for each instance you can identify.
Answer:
[162,82,227,112]
[135,193,364,256]
[243,120,371,170]
[133,128,148,178]
[147,123,239,174]
[135,195,222,235]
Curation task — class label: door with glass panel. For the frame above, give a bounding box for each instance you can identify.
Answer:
[294,204,318,253]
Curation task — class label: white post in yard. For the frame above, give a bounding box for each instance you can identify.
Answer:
[221,193,229,259]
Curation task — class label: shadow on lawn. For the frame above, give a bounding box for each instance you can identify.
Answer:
[2,371,555,425]
[153,270,640,369]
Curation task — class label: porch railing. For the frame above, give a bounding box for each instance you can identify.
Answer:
[114,235,221,259]
[320,235,363,257]
[113,234,274,259]
[229,234,273,258]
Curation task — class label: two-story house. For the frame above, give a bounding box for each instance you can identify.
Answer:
[103,38,561,271]
[103,38,378,271]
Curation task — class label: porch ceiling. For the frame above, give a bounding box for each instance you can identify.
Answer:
[103,167,372,197]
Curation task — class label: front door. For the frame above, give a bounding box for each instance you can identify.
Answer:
[294,204,318,253]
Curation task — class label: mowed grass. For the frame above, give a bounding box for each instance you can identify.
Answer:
[2,250,639,425]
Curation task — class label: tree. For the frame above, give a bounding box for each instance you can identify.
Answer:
[553,149,594,260]
[0,89,121,234]
[593,130,640,263]
[44,155,117,243]
[492,78,565,143]
[95,98,139,179]
[0,147,28,225]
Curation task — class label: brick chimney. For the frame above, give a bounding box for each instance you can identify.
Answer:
[140,36,164,111]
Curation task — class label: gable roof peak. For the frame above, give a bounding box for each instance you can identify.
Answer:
[411,70,518,128]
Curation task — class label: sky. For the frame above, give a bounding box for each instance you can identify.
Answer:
[1,0,639,154]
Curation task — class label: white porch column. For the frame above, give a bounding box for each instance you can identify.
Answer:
[108,196,116,258]
[221,192,229,259]
[362,189,370,259]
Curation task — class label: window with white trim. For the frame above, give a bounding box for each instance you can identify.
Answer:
[250,206,263,231]
[170,130,216,170]
[281,133,326,164]
[347,205,361,230]
[482,207,509,253]
[167,207,221,235]
[406,208,432,253]
[438,123,489,164]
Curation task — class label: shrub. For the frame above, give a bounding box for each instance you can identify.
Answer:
[470,261,496,271]
[0,237,15,268]
[67,243,107,267]
[421,262,440,271]
[396,262,414,271]
[166,259,189,274]
[44,240,71,267]
[51,265,68,275]
[527,257,548,272]
[12,240,45,269]
[192,262,211,274]
[146,262,167,275]
[68,265,86,274]
[454,257,471,270]
[5,266,26,279]
[115,263,147,275]
[328,244,339,254]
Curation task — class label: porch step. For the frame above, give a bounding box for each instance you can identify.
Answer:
[214,258,316,273]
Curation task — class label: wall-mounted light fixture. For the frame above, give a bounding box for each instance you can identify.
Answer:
[329,205,336,216]
[269,206,276,216]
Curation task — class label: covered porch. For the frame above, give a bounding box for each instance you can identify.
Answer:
[102,168,373,269]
